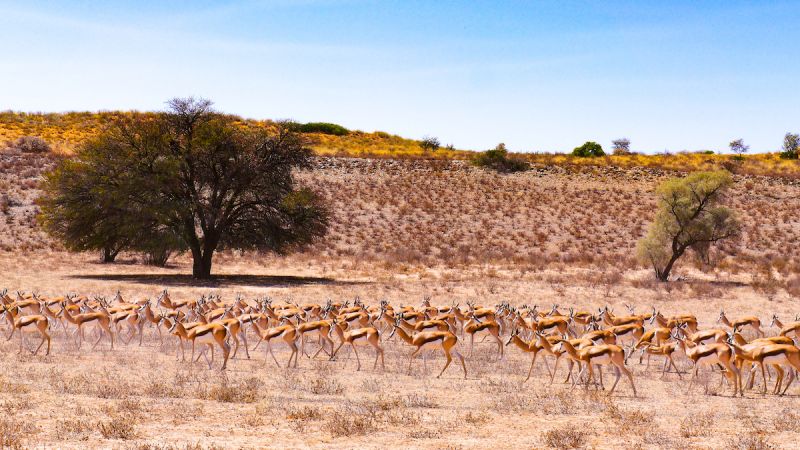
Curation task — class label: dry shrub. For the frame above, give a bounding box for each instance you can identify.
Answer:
[726,431,776,450]
[308,375,344,395]
[0,398,31,415]
[785,275,800,298]
[679,412,715,438]
[97,415,138,440]
[402,393,438,408]
[689,281,722,299]
[95,380,130,399]
[543,426,587,449]
[771,408,800,432]
[324,405,377,437]
[0,418,27,449]
[200,376,263,403]
[603,404,655,434]
[751,265,780,300]
[144,377,184,398]
[0,376,30,394]
[359,377,384,393]
[55,418,92,441]
[463,411,491,425]
[286,405,323,422]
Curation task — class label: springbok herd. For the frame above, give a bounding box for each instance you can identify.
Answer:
[3,288,800,398]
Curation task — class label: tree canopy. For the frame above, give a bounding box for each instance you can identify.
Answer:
[38,98,329,278]
[636,171,740,281]
[572,141,605,157]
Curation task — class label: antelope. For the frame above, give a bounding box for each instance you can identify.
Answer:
[504,328,553,382]
[634,326,672,363]
[675,334,741,396]
[728,332,795,391]
[717,310,764,338]
[606,323,644,360]
[296,319,336,360]
[643,343,682,378]
[463,314,503,359]
[727,336,800,395]
[2,304,51,355]
[651,310,698,333]
[599,306,644,327]
[771,314,800,340]
[251,321,299,368]
[389,317,466,379]
[330,321,385,371]
[60,303,115,350]
[555,336,637,396]
[168,320,232,370]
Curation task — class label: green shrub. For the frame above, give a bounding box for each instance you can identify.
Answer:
[572,141,604,157]
[472,143,529,173]
[780,132,799,159]
[292,122,349,136]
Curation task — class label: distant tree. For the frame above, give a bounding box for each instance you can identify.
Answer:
[420,136,441,152]
[572,141,605,157]
[291,122,349,136]
[39,98,329,278]
[637,171,740,282]
[729,139,749,158]
[611,138,631,155]
[472,143,529,173]
[781,132,799,159]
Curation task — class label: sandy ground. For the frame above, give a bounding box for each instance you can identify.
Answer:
[0,251,798,449]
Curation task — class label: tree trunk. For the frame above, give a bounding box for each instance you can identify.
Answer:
[657,251,683,282]
[102,246,119,263]
[190,243,216,279]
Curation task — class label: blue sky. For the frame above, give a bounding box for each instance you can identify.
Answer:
[1,1,798,153]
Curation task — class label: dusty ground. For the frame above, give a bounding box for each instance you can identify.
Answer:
[1,252,798,449]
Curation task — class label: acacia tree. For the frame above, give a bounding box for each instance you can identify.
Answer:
[39,98,329,278]
[612,138,631,155]
[729,138,749,158]
[636,171,740,281]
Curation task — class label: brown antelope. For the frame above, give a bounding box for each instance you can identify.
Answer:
[330,321,385,371]
[389,317,466,379]
[771,314,800,340]
[728,332,795,392]
[2,304,51,355]
[634,326,672,363]
[296,319,336,360]
[168,320,231,370]
[643,343,682,378]
[251,321,299,368]
[718,310,764,337]
[555,336,637,396]
[606,323,644,360]
[60,303,115,350]
[504,328,553,382]
[599,306,644,327]
[463,314,503,359]
[651,310,698,333]
[727,336,800,395]
[675,334,741,396]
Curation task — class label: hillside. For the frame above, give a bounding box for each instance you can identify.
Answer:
[2,111,800,179]
[0,111,468,159]
[2,149,799,281]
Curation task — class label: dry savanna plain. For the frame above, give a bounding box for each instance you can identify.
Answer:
[1,147,800,449]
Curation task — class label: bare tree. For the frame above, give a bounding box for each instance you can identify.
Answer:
[612,138,631,155]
